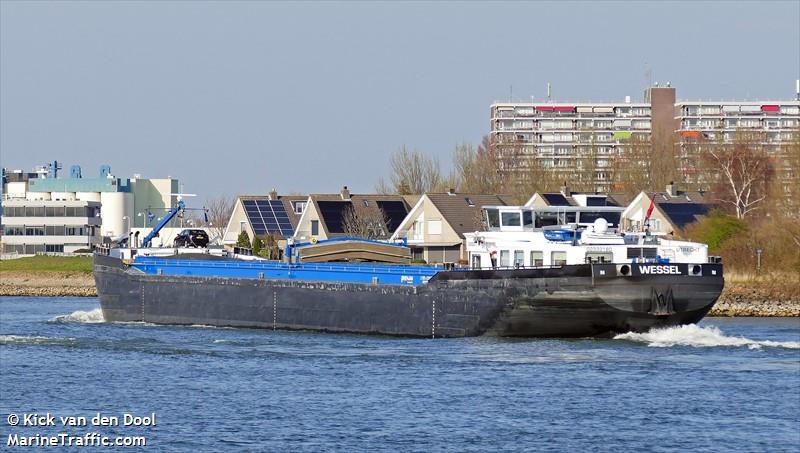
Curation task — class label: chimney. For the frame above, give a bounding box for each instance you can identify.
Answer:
[560,182,570,197]
[340,185,351,200]
[447,188,456,196]
[666,181,677,197]
[268,188,278,200]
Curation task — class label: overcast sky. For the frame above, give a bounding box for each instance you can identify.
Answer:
[2,1,799,203]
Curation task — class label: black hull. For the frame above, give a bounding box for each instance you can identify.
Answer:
[93,254,724,338]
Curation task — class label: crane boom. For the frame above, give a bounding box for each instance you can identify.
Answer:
[141,200,185,248]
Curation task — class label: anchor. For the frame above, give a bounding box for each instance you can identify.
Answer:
[649,287,675,316]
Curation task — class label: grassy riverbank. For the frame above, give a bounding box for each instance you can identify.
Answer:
[0,255,93,274]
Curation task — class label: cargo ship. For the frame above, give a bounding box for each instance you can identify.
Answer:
[93,201,724,338]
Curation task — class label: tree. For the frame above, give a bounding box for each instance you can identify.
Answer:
[703,130,773,219]
[236,230,250,248]
[384,145,444,194]
[260,234,282,260]
[202,195,236,243]
[613,134,647,195]
[251,235,264,255]
[452,138,504,194]
[342,206,390,240]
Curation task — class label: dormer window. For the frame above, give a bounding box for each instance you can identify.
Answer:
[293,201,306,214]
[465,197,475,207]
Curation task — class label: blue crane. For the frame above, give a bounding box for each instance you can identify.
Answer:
[141,199,185,248]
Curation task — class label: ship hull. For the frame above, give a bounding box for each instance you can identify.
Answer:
[93,254,724,338]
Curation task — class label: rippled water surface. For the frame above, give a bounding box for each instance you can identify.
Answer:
[1,297,799,452]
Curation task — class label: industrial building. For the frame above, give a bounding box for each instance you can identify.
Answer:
[1,161,180,256]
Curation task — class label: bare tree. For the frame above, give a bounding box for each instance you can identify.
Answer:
[202,195,236,242]
[386,146,443,194]
[703,131,773,219]
[452,139,504,194]
[612,134,652,196]
[342,206,390,239]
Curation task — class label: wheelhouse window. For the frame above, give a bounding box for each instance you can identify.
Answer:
[501,211,521,228]
[485,209,500,229]
[551,251,567,266]
[522,211,534,229]
[535,211,559,228]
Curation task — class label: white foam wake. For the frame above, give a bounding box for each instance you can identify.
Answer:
[615,324,800,349]
[49,308,105,324]
[0,335,77,345]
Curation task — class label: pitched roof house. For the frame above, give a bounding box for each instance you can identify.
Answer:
[292,186,411,242]
[621,182,713,235]
[222,190,307,246]
[389,191,512,264]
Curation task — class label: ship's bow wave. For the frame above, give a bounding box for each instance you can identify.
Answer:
[49,308,105,324]
[615,324,800,349]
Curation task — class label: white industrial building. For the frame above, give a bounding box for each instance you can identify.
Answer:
[1,161,180,256]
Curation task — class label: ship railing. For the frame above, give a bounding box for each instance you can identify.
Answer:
[131,257,440,276]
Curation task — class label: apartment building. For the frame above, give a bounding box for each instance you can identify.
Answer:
[490,83,800,191]
[675,99,800,189]
[490,86,676,191]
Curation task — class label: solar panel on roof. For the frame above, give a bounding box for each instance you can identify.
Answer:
[241,198,295,237]
[376,200,408,232]
[658,203,709,228]
[317,201,350,234]
[542,193,570,206]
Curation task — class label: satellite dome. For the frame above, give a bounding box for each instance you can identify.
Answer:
[593,218,608,234]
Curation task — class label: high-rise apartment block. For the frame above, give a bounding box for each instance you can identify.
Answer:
[490,83,800,191]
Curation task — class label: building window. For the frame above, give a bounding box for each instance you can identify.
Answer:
[65,227,84,236]
[427,219,442,235]
[311,220,319,236]
[25,226,45,236]
[293,201,306,214]
[45,245,64,253]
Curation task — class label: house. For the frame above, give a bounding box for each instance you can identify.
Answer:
[621,182,713,235]
[222,189,307,247]
[292,186,413,242]
[389,191,512,264]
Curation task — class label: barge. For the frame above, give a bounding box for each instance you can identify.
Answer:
[93,202,724,338]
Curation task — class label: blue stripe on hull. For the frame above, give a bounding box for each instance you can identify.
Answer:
[131,257,441,285]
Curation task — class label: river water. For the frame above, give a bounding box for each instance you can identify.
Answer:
[1,297,798,452]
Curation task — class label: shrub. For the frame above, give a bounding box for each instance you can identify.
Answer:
[251,236,264,255]
[683,211,747,253]
[235,231,250,248]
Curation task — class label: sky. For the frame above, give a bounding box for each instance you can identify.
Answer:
[1,1,799,204]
